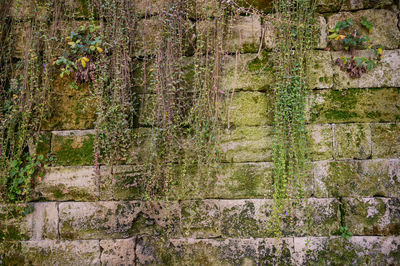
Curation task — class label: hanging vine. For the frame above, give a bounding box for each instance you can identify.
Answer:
[267,0,317,237]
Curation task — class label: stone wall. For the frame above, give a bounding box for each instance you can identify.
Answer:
[1,0,400,265]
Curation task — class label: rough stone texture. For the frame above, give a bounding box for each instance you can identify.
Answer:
[100,165,144,201]
[221,53,273,92]
[333,50,400,89]
[51,130,95,166]
[341,0,394,11]
[213,162,273,199]
[294,236,400,265]
[30,203,58,240]
[1,203,58,241]
[35,166,99,201]
[219,126,273,163]
[0,240,100,265]
[315,0,342,13]
[44,93,97,130]
[327,10,400,50]
[59,201,180,240]
[333,123,372,160]
[100,238,136,266]
[313,159,400,198]
[372,123,400,159]
[308,124,333,161]
[223,91,274,127]
[307,51,334,89]
[309,88,400,124]
[343,197,400,236]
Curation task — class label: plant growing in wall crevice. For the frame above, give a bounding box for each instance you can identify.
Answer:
[329,17,384,78]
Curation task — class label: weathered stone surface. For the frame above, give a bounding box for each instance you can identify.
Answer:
[30,203,58,240]
[227,15,262,53]
[294,236,400,265]
[313,159,400,198]
[136,237,260,265]
[341,0,394,11]
[51,130,95,166]
[327,10,400,51]
[219,126,273,163]
[100,238,136,266]
[316,16,328,50]
[333,123,371,160]
[100,165,144,201]
[308,88,400,124]
[44,93,96,130]
[372,123,400,159]
[315,0,342,13]
[235,0,274,12]
[308,124,333,161]
[59,201,180,239]
[223,91,274,127]
[220,53,273,92]
[213,162,273,199]
[333,50,400,89]
[308,51,334,89]
[35,166,98,201]
[343,197,400,236]
[0,240,100,265]
[258,238,294,265]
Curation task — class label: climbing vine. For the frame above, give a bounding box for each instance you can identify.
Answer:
[267,0,317,237]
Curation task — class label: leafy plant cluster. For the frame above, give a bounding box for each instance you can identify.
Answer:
[329,17,384,78]
[55,24,104,83]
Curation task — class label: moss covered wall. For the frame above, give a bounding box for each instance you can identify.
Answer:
[1,0,400,265]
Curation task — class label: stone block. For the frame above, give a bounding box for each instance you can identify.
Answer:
[315,0,342,13]
[0,240,100,265]
[258,238,294,265]
[180,200,222,238]
[30,203,58,240]
[222,91,274,127]
[220,53,273,92]
[35,166,99,201]
[100,238,136,266]
[333,50,400,89]
[59,201,180,240]
[44,93,97,130]
[294,236,400,265]
[136,236,260,265]
[219,126,274,163]
[327,10,400,51]
[333,123,372,160]
[99,165,144,201]
[307,51,334,89]
[213,162,273,199]
[341,0,394,11]
[235,0,274,12]
[308,88,400,124]
[51,130,95,166]
[372,123,400,158]
[313,159,400,198]
[343,197,400,236]
[308,124,333,161]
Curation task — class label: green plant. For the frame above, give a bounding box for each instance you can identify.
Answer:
[329,17,384,78]
[55,24,103,83]
[266,0,317,238]
[7,154,44,202]
[339,226,353,240]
